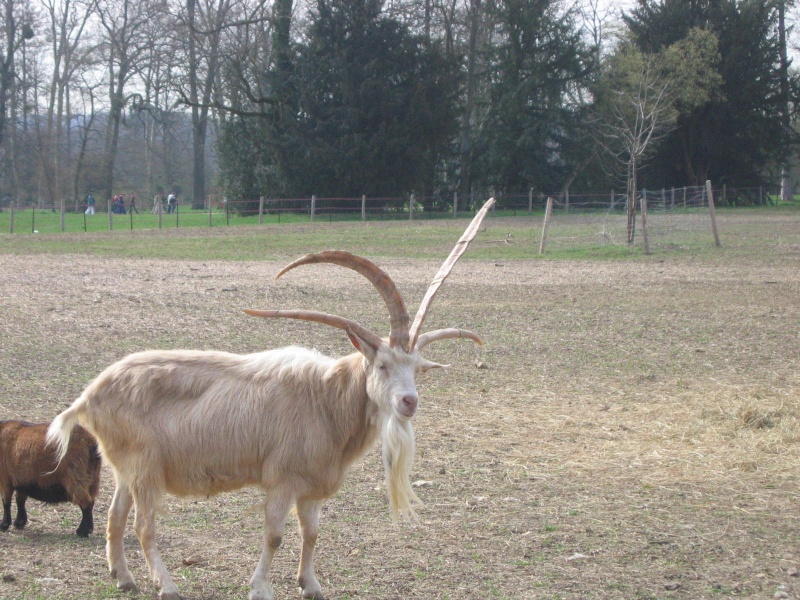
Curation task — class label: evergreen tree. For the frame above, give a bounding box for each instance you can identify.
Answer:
[276,0,460,198]
[472,0,596,195]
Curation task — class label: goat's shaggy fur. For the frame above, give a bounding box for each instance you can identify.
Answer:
[48,345,423,600]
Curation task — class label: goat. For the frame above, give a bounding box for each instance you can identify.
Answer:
[46,198,495,600]
[0,420,100,536]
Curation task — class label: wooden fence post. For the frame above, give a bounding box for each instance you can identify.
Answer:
[409,194,414,220]
[209,198,213,227]
[538,196,554,255]
[705,180,721,247]
[60,198,65,232]
[259,196,265,224]
[528,188,533,212]
[108,197,112,231]
[641,193,650,254]
[565,187,570,213]
[9,201,14,233]
[310,195,316,222]
[362,195,366,221]
[453,192,458,218]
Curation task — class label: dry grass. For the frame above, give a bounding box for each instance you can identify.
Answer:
[0,212,798,599]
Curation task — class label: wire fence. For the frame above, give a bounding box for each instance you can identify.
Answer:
[0,184,779,237]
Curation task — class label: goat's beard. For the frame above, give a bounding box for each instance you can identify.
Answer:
[381,413,422,521]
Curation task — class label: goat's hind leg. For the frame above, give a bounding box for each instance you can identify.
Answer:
[131,487,181,600]
[296,498,325,600]
[107,481,137,592]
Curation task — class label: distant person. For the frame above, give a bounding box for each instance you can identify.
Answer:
[129,192,138,214]
[167,193,176,214]
[152,192,163,214]
[85,193,95,215]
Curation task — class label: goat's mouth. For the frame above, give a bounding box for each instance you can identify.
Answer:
[397,405,416,419]
[395,396,418,419]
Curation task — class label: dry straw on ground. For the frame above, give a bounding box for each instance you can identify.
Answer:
[0,212,798,599]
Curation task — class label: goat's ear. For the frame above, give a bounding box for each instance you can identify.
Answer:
[346,326,379,361]
[419,358,447,372]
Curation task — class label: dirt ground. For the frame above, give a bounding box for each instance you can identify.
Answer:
[0,214,798,600]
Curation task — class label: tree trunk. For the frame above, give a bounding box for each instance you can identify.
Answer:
[626,159,637,244]
[778,1,792,202]
[458,0,481,196]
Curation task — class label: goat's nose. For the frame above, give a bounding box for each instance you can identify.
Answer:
[400,394,418,416]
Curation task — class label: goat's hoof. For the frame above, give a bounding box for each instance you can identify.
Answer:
[159,592,182,600]
[13,520,26,530]
[0,522,10,532]
[302,591,325,600]
[117,580,139,593]
[76,527,92,537]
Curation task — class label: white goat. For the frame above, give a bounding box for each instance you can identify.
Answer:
[47,198,494,600]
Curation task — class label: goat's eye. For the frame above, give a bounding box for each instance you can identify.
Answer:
[377,363,388,372]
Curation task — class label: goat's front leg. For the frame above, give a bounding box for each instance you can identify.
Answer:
[250,495,292,600]
[296,498,325,600]
[107,480,137,592]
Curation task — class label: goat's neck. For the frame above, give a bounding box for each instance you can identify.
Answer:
[323,352,381,467]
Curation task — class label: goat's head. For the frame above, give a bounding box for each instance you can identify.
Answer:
[245,198,495,518]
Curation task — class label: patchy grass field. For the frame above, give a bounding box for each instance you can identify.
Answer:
[0,210,798,600]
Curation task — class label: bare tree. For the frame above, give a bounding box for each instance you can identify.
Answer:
[0,0,35,205]
[595,49,676,244]
[174,0,270,209]
[40,0,94,206]
[93,0,153,204]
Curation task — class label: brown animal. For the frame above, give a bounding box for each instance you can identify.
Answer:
[47,198,494,600]
[0,420,100,536]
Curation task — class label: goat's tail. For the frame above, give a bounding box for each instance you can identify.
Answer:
[46,396,87,462]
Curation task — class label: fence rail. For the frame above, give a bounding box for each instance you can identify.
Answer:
[0,185,781,235]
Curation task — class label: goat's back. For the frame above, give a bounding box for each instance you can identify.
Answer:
[70,348,376,499]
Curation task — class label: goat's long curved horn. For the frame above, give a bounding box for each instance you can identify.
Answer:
[415,328,482,351]
[275,250,410,349]
[243,309,385,349]
[408,198,495,351]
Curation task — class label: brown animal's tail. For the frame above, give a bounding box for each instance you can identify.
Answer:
[46,395,88,462]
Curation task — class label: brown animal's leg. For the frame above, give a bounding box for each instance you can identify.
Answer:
[131,487,180,600]
[107,480,137,592]
[249,493,292,600]
[1,485,12,531]
[13,491,28,529]
[296,498,325,600]
[76,501,94,537]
